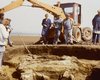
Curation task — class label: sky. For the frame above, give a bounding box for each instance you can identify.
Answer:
[0,0,100,35]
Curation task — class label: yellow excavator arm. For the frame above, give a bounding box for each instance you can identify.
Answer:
[0,0,23,13]
[28,0,66,19]
[0,0,66,19]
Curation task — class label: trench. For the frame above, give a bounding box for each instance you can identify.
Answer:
[27,45,100,60]
[2,45,100,80]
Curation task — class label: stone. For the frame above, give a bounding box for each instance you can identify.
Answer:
[58,70,75,80]
[20,69,50,80]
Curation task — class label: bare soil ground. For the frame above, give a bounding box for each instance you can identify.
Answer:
[11,35,40,45]
[1,35,100,80]
[11,35,100,45]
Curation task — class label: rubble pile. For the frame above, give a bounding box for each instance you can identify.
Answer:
[12,55,96,80]
[2,46,100,80]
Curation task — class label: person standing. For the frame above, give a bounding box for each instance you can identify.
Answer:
[0,18,10,66]
[0,13,4,24]
[92,9,100,44]
[53,15,63,44]
[6,18,13,47]
[41,14,51,44]
[63,13,74,44]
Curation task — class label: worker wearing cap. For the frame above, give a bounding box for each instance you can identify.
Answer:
[41,14,51,44]
[92,9,100,44]
[0,18,10,66]
[63,13,74,44]
[53,15,63,44]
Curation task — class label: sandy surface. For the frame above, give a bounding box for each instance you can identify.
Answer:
[9,35,100,48]
[10,35,100,46]
[11,35,40,45]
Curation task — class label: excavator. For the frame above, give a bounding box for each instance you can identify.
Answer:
[0,0,92,43]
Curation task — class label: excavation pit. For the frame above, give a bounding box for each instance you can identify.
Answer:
[3,45,100,80]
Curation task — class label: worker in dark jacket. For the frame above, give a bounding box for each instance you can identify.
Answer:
[41,14,51,44]
[92,9,100,44]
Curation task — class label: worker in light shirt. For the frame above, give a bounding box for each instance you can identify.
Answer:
[0,18,10,66]
[63,13,74,44]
